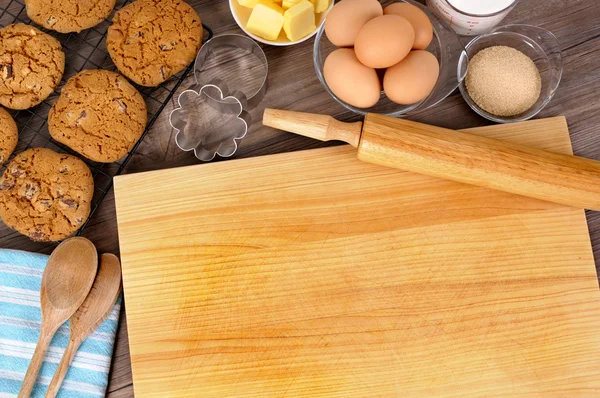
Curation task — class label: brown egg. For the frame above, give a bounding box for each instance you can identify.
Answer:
[383,50,439,105]
[354,15,415,69]
[324,0,383,47]
[384,3,433,50]
[324,48,381,108]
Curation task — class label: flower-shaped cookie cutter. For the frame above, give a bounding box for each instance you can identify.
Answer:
[170,82,251,161]
[169,34,268,161]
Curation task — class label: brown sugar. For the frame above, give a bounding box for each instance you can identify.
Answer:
[465,46,542,117]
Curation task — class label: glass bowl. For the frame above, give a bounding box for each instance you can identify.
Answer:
[313,0,467,117]
[459,24,563,123]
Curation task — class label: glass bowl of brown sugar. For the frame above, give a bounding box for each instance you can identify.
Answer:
[459,24,563,123]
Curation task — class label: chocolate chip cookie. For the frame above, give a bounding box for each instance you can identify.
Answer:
[0,108,17,165]
[107,0,203,86]
[0,24,65,110]
[48,69,147,163]
[24,0,116,33]
[0,148,94,241]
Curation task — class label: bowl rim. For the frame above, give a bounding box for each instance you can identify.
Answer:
[458,24,564,123]
[229,0,334,47]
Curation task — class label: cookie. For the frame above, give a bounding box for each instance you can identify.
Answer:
[48,69,147,163]
[0,24,65,110]
[0,107,17,165]
[24,0,116,33]
[107,0,203,86]
[0,148,94,242]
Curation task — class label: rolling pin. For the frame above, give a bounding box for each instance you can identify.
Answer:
[263,109,600,211]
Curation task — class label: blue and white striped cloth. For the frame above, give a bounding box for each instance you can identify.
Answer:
[0,249,121,397]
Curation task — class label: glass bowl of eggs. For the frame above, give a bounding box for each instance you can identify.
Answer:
[313,0,467,116]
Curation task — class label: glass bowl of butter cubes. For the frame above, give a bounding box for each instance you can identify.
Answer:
[230,0,334,46]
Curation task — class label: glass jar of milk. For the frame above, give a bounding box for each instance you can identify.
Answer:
[427,0,520,36]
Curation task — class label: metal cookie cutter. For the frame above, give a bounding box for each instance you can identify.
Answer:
[169,34,268,161]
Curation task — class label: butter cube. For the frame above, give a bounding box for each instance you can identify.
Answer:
[240,0,281,6]
[282,0,302,9]
[246,0,285,41]
[311,0,329,13]
[238,0,260,8]
[283,0,316,41]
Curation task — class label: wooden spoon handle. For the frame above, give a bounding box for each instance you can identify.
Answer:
[44,339,81,398]
[18,327,54,398]
[263,108,363,147]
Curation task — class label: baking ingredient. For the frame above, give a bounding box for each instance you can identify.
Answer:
[283,0,316,41]
[324,0,383,47]
[427,0,517,36]
[311,0,330,13]
[321,0,439,108]
[446,0,516,14]
[384,3,433,50]
[383,50,439,105]
[354,15,415,69]
[246,0,285,41]
[465,46,541,117]
[282,0,301,8]
[241,0,327,42]
[238,0,261,7]
[324,48,381,108]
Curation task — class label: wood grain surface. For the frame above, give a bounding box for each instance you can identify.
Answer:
[0,1,599,397]
[114,117,600,397]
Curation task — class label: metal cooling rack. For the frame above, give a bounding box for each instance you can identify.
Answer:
[0,0,212,235]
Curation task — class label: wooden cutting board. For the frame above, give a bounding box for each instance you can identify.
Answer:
[114,117,600,397]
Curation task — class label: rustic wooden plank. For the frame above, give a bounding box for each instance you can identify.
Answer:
[0,0,598,396]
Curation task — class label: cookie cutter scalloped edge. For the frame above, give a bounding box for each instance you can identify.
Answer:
[169,81,251,162]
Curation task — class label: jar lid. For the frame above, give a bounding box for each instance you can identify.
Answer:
[447,0,517,16]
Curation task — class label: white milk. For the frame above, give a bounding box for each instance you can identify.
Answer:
[427,0,519,36]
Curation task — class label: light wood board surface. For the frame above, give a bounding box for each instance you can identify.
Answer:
[115,117,600,397]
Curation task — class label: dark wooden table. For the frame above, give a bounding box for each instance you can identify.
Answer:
[2,0,599,396]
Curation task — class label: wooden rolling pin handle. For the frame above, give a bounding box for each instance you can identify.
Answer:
[263,108,363,147]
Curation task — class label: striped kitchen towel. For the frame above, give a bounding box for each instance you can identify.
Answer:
[0,249,121,398]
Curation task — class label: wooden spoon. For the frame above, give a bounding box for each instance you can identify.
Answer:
[18,237,98,398]
[44,254,122,398]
